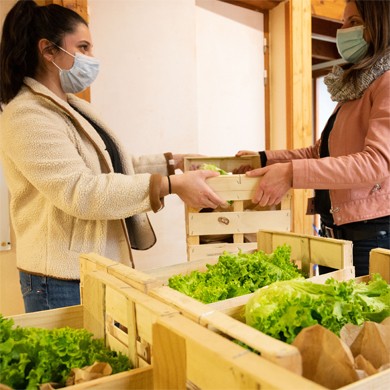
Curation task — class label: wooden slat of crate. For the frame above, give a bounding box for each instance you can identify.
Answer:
[369,248,390,282]
[80,252,161,293]
[152,312,323,390]
[10,305,84,329]
[149,285,302,374]
[204,174,261,201]
[188,241,258,260]
[184,155,261,172]
[257,229,354,277]
[69,367,153,390]
[188,209,291,235]
[82,270,180,367]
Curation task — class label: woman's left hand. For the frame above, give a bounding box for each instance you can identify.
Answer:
[172,154,203,172]
[246,162,293,206]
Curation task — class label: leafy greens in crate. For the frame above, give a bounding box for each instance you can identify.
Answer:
[245,274,390,344]
[168,245,304,303]
[0,314,132,389]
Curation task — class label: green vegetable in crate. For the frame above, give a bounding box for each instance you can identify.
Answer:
[0,314,132,389]
[168,245,304,303]
[199,163,229,175]
[245,274,390,344]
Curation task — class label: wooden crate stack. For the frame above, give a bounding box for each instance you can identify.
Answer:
[78,230,355,373]
[6,269,162,389]
[183,156,292,261]
[7,240,388,388]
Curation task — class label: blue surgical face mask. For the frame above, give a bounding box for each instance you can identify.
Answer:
[51,46,100,93]
[336,25,369,64]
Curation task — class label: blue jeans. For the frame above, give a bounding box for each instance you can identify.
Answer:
[19,271,80,313]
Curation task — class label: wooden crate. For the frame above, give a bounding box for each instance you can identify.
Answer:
[77,231,354,374]
[152,312,323,390]
[79,252,161,294]
[145,231,354,374]
[150,248,389,389]
[184,156,292,261]
[80,224,354,298]
[152,312,390,390]
[5,269,180,389]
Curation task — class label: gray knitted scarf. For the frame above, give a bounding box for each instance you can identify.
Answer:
[324,50,390,103]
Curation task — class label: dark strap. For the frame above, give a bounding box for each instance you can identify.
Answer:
[314,107,341,224]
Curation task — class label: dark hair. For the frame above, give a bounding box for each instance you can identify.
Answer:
[0,0,87,109]
[344,0,390,81]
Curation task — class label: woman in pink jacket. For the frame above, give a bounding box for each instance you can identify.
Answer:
[237,0,390,277]
[0,0,227,312]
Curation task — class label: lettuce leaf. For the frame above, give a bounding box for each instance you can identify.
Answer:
[168,245,304,303]
[199,163,229,175]
[0,315,132,389]
[245,274,390,344]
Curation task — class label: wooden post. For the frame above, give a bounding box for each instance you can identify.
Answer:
[286,0,313,235]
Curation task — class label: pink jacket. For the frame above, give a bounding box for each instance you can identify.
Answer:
[266,70,390,226]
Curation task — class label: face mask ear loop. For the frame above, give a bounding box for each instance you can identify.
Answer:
[51,60,63,71]
[50,41,76,58]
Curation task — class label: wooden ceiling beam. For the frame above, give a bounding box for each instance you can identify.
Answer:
[219,0,283,12]
[311,0,344,22]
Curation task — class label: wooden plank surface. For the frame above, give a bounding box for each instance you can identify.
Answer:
[188,242,258,261]
[153,313,323,389]
[257,230,354,271]
[8,305,84,329]
[369,248,390,282]
[188,209,291,235]
[311,0,344,21]
[69,367,153,390]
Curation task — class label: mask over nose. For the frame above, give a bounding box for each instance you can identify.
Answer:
[51,45,100,93]
[336,25,369,64]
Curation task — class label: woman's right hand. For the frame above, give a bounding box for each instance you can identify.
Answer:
[169,170,228,209]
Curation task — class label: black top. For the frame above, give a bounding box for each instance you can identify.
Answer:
[314,108,340,226]
[70,105,137,247]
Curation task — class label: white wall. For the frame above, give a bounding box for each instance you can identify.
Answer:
[315,76,338,137]
[89,0,264,269]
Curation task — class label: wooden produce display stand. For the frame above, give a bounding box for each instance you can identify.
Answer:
[79,230,354,375]
[152,246,390,390]
[183,156,292,261]
[5,269,180,389]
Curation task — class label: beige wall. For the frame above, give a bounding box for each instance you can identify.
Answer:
[0,0,24,316]
[0,228,24,315]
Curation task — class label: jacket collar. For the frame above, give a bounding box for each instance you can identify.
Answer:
[23,77,113,172]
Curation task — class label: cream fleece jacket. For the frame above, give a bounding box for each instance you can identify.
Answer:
[0,78,169,279]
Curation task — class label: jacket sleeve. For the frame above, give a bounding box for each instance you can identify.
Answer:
[292,72,390,190]
[266,142,320,165]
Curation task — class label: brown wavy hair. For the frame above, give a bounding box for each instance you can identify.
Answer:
[344,0,390,81]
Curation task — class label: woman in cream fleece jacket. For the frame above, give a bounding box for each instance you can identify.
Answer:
[0,1,226,312]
